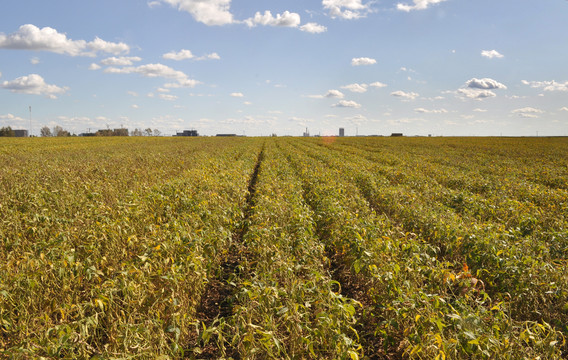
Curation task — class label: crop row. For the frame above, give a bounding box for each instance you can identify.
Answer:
[0,138,260,358]
[283,137,566,358]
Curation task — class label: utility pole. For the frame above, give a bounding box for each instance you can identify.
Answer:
[29,106,32,137]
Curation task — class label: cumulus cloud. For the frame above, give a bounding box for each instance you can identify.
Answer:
[370,81,388,88]
[101,56,142,66]
[1,73,67,99]
[397,0,448,12]
[326,89,344,98]
[0,24,129,56]
[522,80,568,92]
[158,93,178,101]
[391,90,419,100]
[245,10,301,27]
[457,88,496,99]
[473,108,487,112]
[163,49,194,60]
[512,107,544,118]
[0,113,26,122]
[158,0,234,25]
[230,92,244,97]
[332,100,362,108]
[89,63,102,70]
[104,63,201,88]
[300,23,327,34]
[30,57,40,65]
[414,108,448,114]
[341,83,368,93]
[308,89,345,99]
[466,78,507,90]
[323,0,372,19]
[481,50,504,59]
[456,78,506,100]
[560,107,568,112]
[351,57,376,66]
[163,49,220,61]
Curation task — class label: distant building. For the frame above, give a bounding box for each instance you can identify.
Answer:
[339,128,345,137]
[177,130,199,137]
[303,127,310,137]
[79,132,96,137]
[14,130,29,137]
[391,133,403,137]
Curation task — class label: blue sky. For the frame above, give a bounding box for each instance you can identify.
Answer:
[1,0,567,136]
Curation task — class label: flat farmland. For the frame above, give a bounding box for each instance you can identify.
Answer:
[1,136,567,359]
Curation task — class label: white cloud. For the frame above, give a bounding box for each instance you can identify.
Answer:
[456,78,506,100]
[481,50,504,59]
[397,0,448,12]
[522,80,568,92]
[0,113,26,122]
[158,93,178,101]
[300,23,327,34]
[457,88,496,99]
[245,10,301,28]
[131,104,139,109]
[158,0,234,25]
[341,83,368,93]
[87,37,130,56]
[163,49,194,60]
[1,73,67,99]
[560,107,568,112]
[164,49,220,61]
[30,57,40,65]
[326,89,345,98]
[198,52,220,60]
[414,108,448,114]
[323,0,371,19]
[101,56,142,66]
[127,91,139,97]
[332,100,362,108]
[104,63,201,88]
[512,107,544,118]
[243,101,252,105]
[230,92,244,97]
[0,24,130,56]
[370,81,388,88]
[391,90,419,100]
[473,108,487,112]
[351,57,376,66]
[308,89,345,99]
[466,78,507,90]
[89,63,102,70]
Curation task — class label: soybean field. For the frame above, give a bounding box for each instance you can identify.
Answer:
[1,136,567,359]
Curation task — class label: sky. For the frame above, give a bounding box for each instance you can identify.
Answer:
[0,0,567,137]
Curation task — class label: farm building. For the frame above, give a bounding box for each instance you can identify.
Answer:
[177,130,199,137]
[14,130,29,137]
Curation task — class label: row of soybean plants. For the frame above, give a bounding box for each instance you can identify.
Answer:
[281,138,564,359]
[315,137,568,337]
[196,140,362,359]
[0,137,260,358]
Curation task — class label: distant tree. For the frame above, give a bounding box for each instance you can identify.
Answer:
[153,129,161,137]
[52,126,64,137]
[96,129,113,136]
[0,126,15,137]
[40,126,52,137]
[113,128,129,136]
[131,128,143,136]
[144,128,153,136]
[57,130,70,137]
